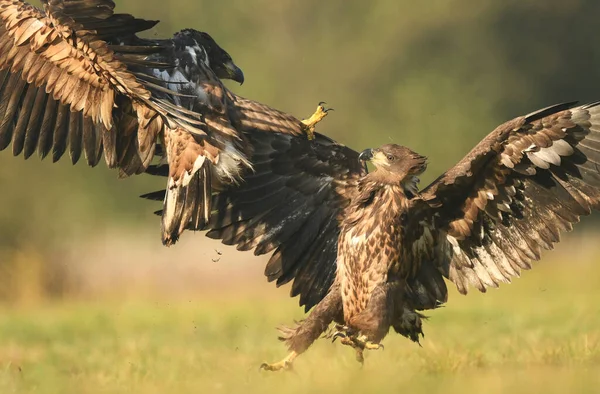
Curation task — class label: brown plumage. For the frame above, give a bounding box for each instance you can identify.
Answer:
[0,0,316,246]
[187,100,600,370]
[337,145,427,343]
[0,0,190,166]
[6,0,597,372]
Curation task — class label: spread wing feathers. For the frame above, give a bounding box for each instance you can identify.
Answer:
[409,101,600,300]
[207,132,366,311]
[0,0,204,174]
[140,91,319,246]
[41,0,159,40]
[227,93,306,136]
[144,132,366,310]
[42,0,115,21]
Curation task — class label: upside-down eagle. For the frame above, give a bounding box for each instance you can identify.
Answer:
[146,100,600,370]
[0,0,324,245]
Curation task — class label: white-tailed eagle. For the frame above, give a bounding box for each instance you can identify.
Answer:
[146,100,600,370]
[4,0,597,374]
[0,0,326,245]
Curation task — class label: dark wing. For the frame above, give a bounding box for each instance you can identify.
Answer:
[406,101,600,304]
[145,131,366,311]
[42,0,159,39]
[0,0,203,171]
[145,90,321,246]
[42,0,115,20]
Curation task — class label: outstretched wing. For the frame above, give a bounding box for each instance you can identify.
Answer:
[42,0,158,38]
[226,92,307,136]
[145,131,366,310]
[407,101,600,303]
[0,0,203,171]
[144,91,324,245]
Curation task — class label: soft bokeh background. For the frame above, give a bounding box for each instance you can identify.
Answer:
[1,0,600,393]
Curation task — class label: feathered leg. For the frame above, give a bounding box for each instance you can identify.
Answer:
[260,284,342,371]
[333,281,403,363]
[392,307,426,344]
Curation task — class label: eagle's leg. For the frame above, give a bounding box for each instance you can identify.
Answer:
[301,102,333,140]
[260,284,342,372]
[333,282,398,364]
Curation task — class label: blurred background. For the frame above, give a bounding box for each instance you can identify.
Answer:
[1,1,600,393]
[2,0,600,302]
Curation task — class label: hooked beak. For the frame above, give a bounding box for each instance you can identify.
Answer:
[223,60,244,84]
[358,148,373,173]
[358,148,373,162]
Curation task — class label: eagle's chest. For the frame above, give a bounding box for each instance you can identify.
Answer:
[339,214,403,276]
[337,186,406,319]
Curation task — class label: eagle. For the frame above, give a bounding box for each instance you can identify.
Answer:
[139,100,600,371]
[4,0,599,374]
[0,0,327,245]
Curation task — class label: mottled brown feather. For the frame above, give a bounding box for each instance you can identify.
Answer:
[410,101,600,298]
[0,0,214,178]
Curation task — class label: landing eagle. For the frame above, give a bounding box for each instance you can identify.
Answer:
[144,100,600,370]
[0,0,326,245]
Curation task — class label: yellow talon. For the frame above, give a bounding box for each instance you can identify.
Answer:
[301,102,333,140]
[259,351,298,372]
[334,332,383,365]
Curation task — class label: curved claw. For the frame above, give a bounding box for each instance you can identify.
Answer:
[331,331,347,343]
[316,101,334,112]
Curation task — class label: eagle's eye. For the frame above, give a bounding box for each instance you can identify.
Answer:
[386,154,395,161]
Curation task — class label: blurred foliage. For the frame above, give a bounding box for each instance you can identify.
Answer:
[3,0,600,251]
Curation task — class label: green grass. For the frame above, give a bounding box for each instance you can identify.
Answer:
[0,247,599,393]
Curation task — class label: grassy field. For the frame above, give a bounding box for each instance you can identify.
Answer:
[0,237,599,394]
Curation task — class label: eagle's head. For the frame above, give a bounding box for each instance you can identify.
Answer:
[359,144,427,192]
[176,29,245,84]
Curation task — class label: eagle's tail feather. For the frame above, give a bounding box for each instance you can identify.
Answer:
[142,164,211,246]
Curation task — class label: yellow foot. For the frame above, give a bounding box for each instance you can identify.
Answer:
[356,335,384,350]
[301,102,333,140]
[332,329,383,365]
[259,351,297,372]
[335,333,383,351]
